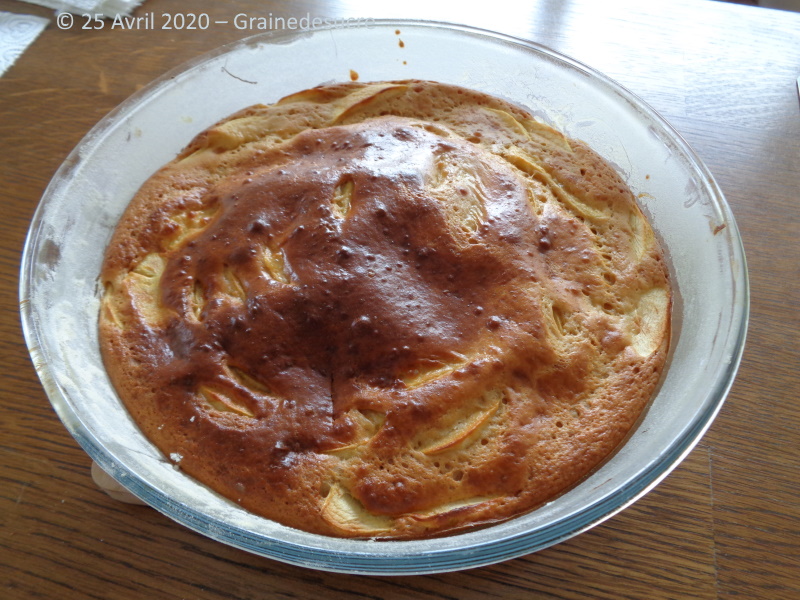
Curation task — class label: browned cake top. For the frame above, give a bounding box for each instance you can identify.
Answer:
[99,80,670,539]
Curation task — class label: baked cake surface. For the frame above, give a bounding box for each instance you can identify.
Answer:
[99,80,671,539]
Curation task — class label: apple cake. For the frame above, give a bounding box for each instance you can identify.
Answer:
[99,80,671,539]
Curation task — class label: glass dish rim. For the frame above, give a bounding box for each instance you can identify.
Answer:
[19,19,750,575]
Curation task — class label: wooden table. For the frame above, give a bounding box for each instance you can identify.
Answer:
[1,0,798,597]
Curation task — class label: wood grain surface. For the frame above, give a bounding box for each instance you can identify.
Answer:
[1,0,798,598]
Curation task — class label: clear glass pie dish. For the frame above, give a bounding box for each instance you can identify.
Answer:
[19,21,748,575]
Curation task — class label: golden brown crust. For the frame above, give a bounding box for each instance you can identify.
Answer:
[99,80,670,539]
